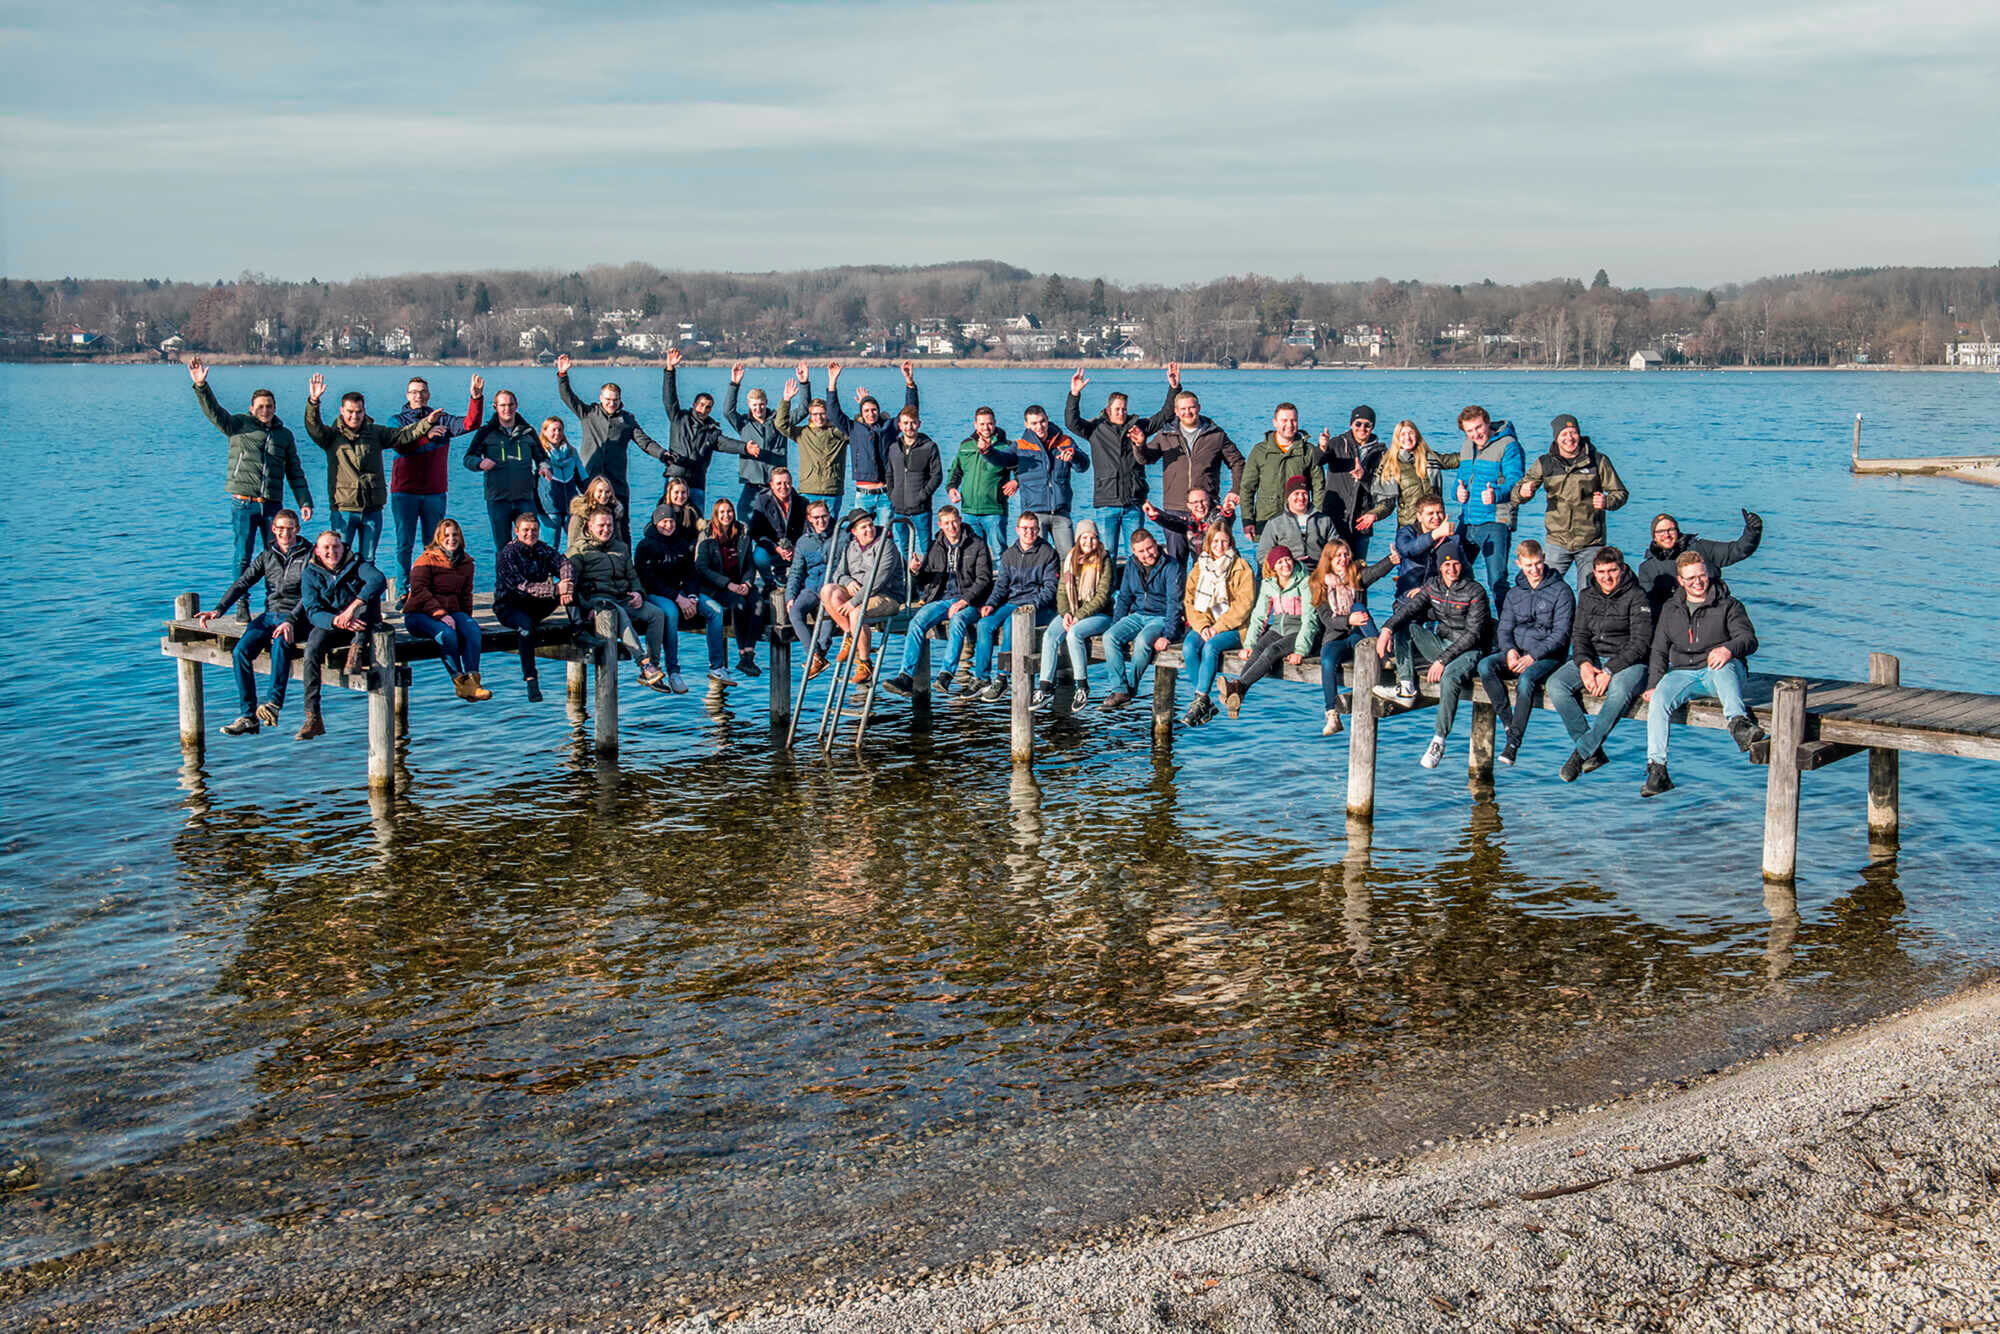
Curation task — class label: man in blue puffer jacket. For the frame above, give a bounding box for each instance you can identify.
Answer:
[1010,404,1090,559]
[1451,406,1525,611]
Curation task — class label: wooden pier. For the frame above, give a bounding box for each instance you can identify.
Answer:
[1849,412,2000,487]
[166,587,2000,883]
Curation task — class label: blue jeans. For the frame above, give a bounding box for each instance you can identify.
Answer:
[1549,660,1647,758]
[644,594,686,673]
[1476,651,1563,747]
[965,513,1008,561]
[229,496,281,575]
[970,602,1046,680]
[1646,660,1750,765]
[789,586,835,656]
[1037,612,1112,686]
[854,488,894,530]
[231,611,295,713]
[1461,520,1513,611]
[1094,504,1148,562]
[1432,651,1482,738]
[333,509,385,566]
[899,599,977,677]
[695,591,758,670]
[1545,541,1605,593]
[1181,627,1242,696]
[892,510,934,559]
[1105,613,1171,693]
[391,491,450,587]
[1319,627,1368,709]
[1023,509,1075,560]
[406,610,482,677]
[800,491,842,517]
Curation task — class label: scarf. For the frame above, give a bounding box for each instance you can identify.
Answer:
[1193,554,1234,616]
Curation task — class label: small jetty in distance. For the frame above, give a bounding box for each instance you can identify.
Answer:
[1850,413,2000,486]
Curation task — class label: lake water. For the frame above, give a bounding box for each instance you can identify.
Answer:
[3,364,1997,1326]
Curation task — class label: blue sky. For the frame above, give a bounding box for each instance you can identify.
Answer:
[3,0,1994,287]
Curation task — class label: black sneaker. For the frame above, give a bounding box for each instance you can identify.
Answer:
[221,715,259,736]
[1100,689,1132,711]
[1559,750,1584,783]
[880,673,915,699]
[526,677,544,703]
[1499,739,1520,766]
[1182,695,1210,727]
[934,671,956,694]
[1031,686,1055,712]
[978,678,1008,703]
[737,652,761,678]
[1070,685,1090,712]
[1728,715,1766,752]
[954,675,982,697]
[1580,749,1610,774]
[1640,762,1674,797]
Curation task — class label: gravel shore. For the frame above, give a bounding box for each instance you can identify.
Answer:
[692,982,2000,1332]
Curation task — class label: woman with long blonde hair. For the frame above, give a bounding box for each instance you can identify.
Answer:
[568,474,623,550]
[1361,419,1460,530]
[1030,518,1114,711]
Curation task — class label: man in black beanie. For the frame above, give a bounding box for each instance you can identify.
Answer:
[1314,404,1384,558]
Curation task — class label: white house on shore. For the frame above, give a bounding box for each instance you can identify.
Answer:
[1946,340,2000,367]
[1629,349,1665,371]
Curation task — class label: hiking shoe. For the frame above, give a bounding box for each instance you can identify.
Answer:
[1182,695,1210,727]
[1499,739,1520,766]
[1031,686,1055,712]
[526,677,544,703]
[1322,707,1343,736]
[344,636,370,674]
[851,661,873,686]
[1374,681,1418,705]
[1221,680,1243,719]
[835,637,854,664]
[953,675,982,697]
[1641,762,1674,797]
[1420,736,1447,769]
[254,701,282,727]
[453,673,479,701]
[806,652,829,681]
[978,677,1008,702]
[708,668,737,687]
[1070,685,1090,712]
[645,671,673,693]
[738,651,761,678]
[1581,749,1610,774]
[1559,750,1584,783]
[294,711,325,741]
[221,715,259,736]
[881,673,915,699]
[1100,689,1133,711]
[667,672,688,694]
[1728,715,1766,752]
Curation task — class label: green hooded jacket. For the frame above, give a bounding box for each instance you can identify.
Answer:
[1239,431,1324,525]
[195,382,312,506]
[304,399,434,513]
[569,530,640,602]
[773,397,850,496]
[945,434,1018,516]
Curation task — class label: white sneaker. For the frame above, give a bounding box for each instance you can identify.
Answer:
[1373,681,1418,704]
[709,668,738,687]
[1322,708,1343,736]
[667,672,688,694]
[1420,736,1446,768]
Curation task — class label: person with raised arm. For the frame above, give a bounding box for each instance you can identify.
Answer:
[186,358,313,574]
[879,505,992,699]
[571,505,669,691]
[635,502,699,694]
[1372,538,1491,770]
[1255,474,1338,571]
[1098,529,1185,711]
[1313,405,1383,558]
[463,388,545,559]
[302,374,444,567]
[1513,413,1629,588]
[1028,519,1113,712]
[492,510,575,702]
[1636,509,1764,614]
[1299,538,1388,736]
[966,512,1058,703]
[1137,365,1246,516]
[946,406,1019,560]
[659,346,749,516]
[693,498,766,686]
[819,509,906,688]
[1064,366,1175,561]
[404,517,493,703]
[783,500,843,679]
[198,508,313,735]
[1142,486,1232,565]
[292,529,390,739]
[1450,405,1526,610]
[1474,539,1575,767]
[826,359,918,529]
[772,364,849,511]
[1547,546,1651,781]
[1386,492,1457,604]
[882,403,944,557]
[388,373,483,593]
[1177,522,1255,727]
[1361,419,1460,533]
[554,353,665,524]
[1217,543,1316,722]
[1638,552,1765,797]
[1010,403,1089,559]
[1238,403,1322,543]
[721,363,788,516]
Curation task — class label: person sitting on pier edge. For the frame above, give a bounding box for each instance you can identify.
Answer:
[774,366,849,512]
[947,407,1019,560]
[883,404,944,558]
[1239,403,1322,545]
[786,500,843,679]
[464,388,544,561]
[660,347,749,517]
[1029,519,1114,712]
[404,517,493,703]
[1547,546,1651,781]
[389,374,483,595]
[1514,413,1629,588]
[1640,550,1766,797]
[187,358,313,575]
[1143,486,1228,565]
[1218,542,1316,722]
[1451,406,1526,611]
[572,505,668,691]
[1475,539,1574,766]
[1178,523,1255,726]
[826,359,918,531]
[198,508,312,734]
[1389,493,1457,602]
[965,512,1058,702]
[555,354,663,522]
[822,509,906,688]
[748,467,806,592]
[294,529,389,739]
[1314,405,1382,558]
[1373,537,1491,769]
[568,476,625,552]
[1012,403,1089,559]
[1300,538,1386,737]
[881,506,992,699]
[722,364,788,517]
[536,417,582,551]
[636,503,699,695]
[303,374,445,567]
[1065,368,1172,562]
[493,511,574,702]
[1099,529,1186,711]
[1256,474,1337,571]
[1637,509,1765,615]
[1363,419,1460,532]
[1138,367,1246,518]
[694,498,764,686]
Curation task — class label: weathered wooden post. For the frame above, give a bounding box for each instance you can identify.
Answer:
[911,632,933,730]
[1761,677,1807,882]
[394,675,410,738]
[1151,661,1177,748]
[767,593,791,729]
[174,592,204,752]
[592,607,619,760]
[566,658,588,718]
[1347,641,1381,819]
[1010,604,1034,765]
[1469,697,1497,785]
[1867,651,1900,845]
[367,625,396,794]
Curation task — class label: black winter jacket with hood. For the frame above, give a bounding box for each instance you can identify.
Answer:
[1569,561,1654,675]
[1647,587,1758,687]
[1637,510,1763,612]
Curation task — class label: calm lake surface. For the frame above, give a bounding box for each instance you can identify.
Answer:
[4,364,1997,1325]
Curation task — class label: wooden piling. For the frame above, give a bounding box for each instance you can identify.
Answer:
[394,678,410,738]
[912,633,933,730]
[174,592,204,751]
[1469,699,1497,785]
[1010,605,1034,765]
[1347,642,1381,819]
[1151,663,1177,748]
[592,607,619,760]
[566,658,588,717]
[1761,677,1807,882]
[1867,652,1900,845]
[768,594,792,729]
[367,626,396,794]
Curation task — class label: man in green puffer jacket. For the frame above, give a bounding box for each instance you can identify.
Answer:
[188,358,315,574]
[946,406,1019,560]
[303,373,443,569]
[1238,403,1324,539]
[1514,413,1629,589]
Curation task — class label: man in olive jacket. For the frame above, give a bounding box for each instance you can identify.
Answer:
[188,358,314,573]
[1238,403,1323,540]
[303,374,443,567]
[1513,413,1629,589]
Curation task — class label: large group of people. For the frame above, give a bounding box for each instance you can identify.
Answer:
[187,355,1771,793]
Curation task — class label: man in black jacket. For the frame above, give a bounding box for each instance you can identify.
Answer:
[196,509,313,734]
[748,468,808,590]
[881,506,994,697]
[1636,509,1764,613]
[660,347,749,516]
[1547,547,1653,781]
[1314,405,1383,557]
[1372,538,1491,771]
[1640,551,1766,796]
[1065,367,1177,561]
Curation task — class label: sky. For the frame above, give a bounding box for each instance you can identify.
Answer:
[3,0,1995,289]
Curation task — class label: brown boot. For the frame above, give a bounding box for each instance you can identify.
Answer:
[851,660,873,686]
[344,635,370,674]
[453,673,478,701]
[468,672,493,701]
[805,652,829,681]
[294,710,325,740]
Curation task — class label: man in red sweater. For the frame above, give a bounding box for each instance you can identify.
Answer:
[389,373,484,596]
